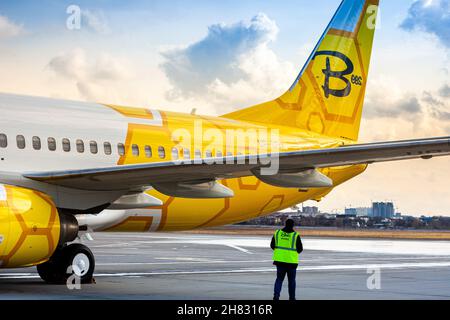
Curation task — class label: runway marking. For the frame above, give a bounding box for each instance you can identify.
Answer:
[97,259,273,266]
[95,255,130,257]
[226,244,253,254]
[90,235,450,256]
[0,275,40,279]
[3,261,450,280]
[154,257,215,262]
[93,243,136,248]
[301,261,450,271]
[99,239,258,254]
[92,261,450,277]
[302,256,450,262]
[96,257,450,266]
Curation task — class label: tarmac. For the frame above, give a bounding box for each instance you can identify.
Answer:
[1,232,450,300]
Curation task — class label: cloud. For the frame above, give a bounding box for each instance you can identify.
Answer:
[0,15,24,38]
[361,75,450,141]
[365,75,449,117]
[47,48,132,100]
[160,13,295,112]
[439,84,450,97]
[400,0,450,48]
[364,76,422,119]
[367,96,422,118]
[48,48,131,82]
[82,10,110,34]
[47,48,88,80]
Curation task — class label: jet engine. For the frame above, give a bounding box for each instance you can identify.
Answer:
[0,184,78,268]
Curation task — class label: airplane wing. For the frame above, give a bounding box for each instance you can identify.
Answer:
[23,136,450,191]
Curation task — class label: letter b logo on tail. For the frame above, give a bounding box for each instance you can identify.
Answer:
[314,51,354,99]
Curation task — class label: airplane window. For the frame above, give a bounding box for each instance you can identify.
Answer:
[118,143,125,156]
[48,137,56,151]
[216,150,223,158]
[145,145,152,158]
[183,148,190,159]
[76,140,84,153]
[158,146,165,159]
[195,149,201,159]
[0,134,7,148]
[16,135,26,149]
[104,142,112,155]
[132,144,139,157]
[32,136,41,150]
[62,138,71,152]
[90,141,98,154]
[171,147,179,160]
[205,150,212,158]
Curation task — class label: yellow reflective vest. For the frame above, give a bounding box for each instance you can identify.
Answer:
[273,230,299,264]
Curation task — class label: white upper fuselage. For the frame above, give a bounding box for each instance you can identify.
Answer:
[0,93,130,172]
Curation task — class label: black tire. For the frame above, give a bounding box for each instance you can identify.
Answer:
[36,260,61,284]
[37,243,95,285]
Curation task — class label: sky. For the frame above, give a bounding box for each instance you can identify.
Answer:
[0,0,449,216]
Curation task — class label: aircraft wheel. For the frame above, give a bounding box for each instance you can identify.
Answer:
[36,259,61,284]
[37,243,95,284]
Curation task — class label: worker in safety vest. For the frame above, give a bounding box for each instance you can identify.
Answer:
[270,219,303,300]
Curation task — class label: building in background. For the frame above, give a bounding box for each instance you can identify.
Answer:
[240,202,450,230]
[302,206,319,215]
[345,207,373,217]
[372,202,395,218]
[344,208,358,217]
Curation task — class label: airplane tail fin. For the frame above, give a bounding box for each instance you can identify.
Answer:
[222,0,380,141]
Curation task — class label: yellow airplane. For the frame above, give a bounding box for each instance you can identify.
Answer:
[0,0,449,284]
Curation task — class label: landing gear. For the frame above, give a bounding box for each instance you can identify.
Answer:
[37,243,95,284]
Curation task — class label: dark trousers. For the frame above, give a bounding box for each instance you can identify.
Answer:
[273,264,297,300]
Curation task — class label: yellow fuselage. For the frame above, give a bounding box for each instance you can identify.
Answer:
[104,106,367,232]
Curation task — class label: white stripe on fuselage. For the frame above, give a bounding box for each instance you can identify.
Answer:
[127,109,163,127]
[0,184,6,201]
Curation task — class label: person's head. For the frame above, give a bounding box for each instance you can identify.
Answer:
[285,219,295,229]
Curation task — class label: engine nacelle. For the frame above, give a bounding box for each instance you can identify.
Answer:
[0,184,77,268]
